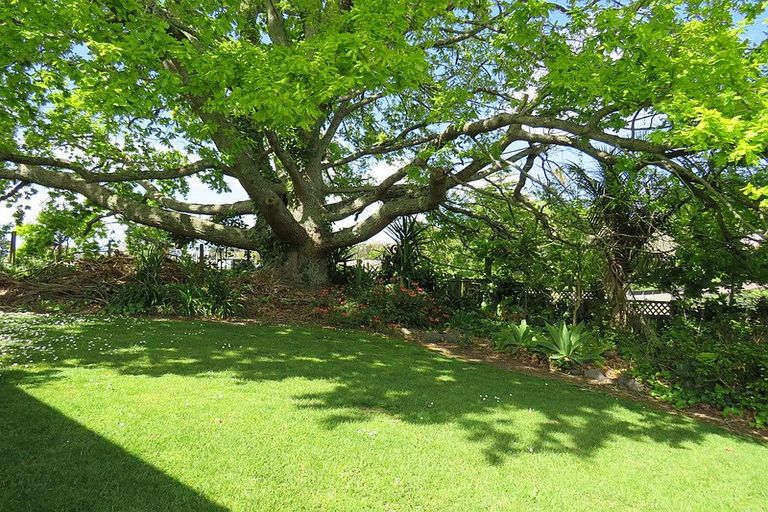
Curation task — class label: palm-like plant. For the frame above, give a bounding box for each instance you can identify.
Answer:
[381,215,430,284]
[567,161,680,327]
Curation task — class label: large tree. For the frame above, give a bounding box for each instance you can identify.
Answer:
[1,0,766,283]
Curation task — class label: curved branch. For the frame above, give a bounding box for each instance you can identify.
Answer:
[0,150,222,182]
[265,130,312,202]
[323,109,678,174]
[154,198,255,216]
[0,151,89,175]
[264,0,289,46]
[326,164,449,249]
[0,164,261,250]
[138,182,256,216]
[0,180,31,202]
[83,159,222,182]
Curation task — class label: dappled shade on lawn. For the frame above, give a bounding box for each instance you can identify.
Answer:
[0,315,766,510]
[2,319,709,462]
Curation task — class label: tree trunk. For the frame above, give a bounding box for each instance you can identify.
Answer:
[572,244,585,325]
[605,254,630,328]
[281,246,331,287]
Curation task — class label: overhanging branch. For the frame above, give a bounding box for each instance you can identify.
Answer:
[0,164,261,250]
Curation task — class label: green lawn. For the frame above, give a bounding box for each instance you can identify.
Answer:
[1,313,766,511]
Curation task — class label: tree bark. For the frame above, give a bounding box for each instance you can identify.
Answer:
[605,253,630,328]
[279,246,331,287]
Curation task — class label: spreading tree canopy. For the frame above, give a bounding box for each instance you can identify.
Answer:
[1,0,766,282]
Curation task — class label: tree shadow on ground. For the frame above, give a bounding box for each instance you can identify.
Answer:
[1,318,761,468]
[0,382,227,512]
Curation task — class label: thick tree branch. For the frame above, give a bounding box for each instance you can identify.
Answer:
[265,130,313,202]
[83,159,222,182]
[323,110,672,173]
[0,180,31,202]
[0,151,89,175]
[264,0,289,46]
[82,212,116,237]
[165,62,311,246]
[313,91,388,163]
[0,165,261,250]
[138,182,256,216]
[154,198,255,216]
[0,150,222,182]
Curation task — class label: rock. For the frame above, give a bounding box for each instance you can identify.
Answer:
[583,368,611,384]
[400,327,413,337]
[617,374,645,392]
[422,330,468,345]
[423,331,444,343]
[442,331,463,344]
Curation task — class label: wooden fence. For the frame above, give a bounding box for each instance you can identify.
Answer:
[628,300,674,317]
[438,277,676,318]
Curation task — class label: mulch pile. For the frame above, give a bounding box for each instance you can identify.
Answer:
[0,257,137,308]
[0,258,325,322]
[233,270,324,324]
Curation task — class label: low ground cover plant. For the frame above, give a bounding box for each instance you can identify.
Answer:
[621,317,768,427]
[107,247,244,318]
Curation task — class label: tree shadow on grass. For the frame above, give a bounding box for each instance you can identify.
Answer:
[0,382,227,512]
[1,318,762,467]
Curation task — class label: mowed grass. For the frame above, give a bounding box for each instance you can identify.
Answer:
[0,313,766,512]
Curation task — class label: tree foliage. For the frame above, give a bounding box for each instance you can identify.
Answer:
[429,152,768,324]
[15,199,106,260]
[1,0,766,282]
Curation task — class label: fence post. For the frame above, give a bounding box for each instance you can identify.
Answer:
[9,230,16,265]
[198,243,205,264]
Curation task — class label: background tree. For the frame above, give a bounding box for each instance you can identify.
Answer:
[430,180,604,321]
[16,199,107,260]
[430,155,765,325]
[1,0,766,283]
[123,225,186,255]
[645,200,768,302]
[564,161,686,326]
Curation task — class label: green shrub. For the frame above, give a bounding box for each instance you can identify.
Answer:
[204,274,244,318]
[172,283,208,317]
[492,319,538,352]
[107,246,166,314]
[447,310,501,338]
[620,318,768,426]
[108,282,168,315]
[107,248,244,318]
[380,216,435,288]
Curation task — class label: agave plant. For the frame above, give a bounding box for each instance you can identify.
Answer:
[539,321,592,365]
[493,319,537,351]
